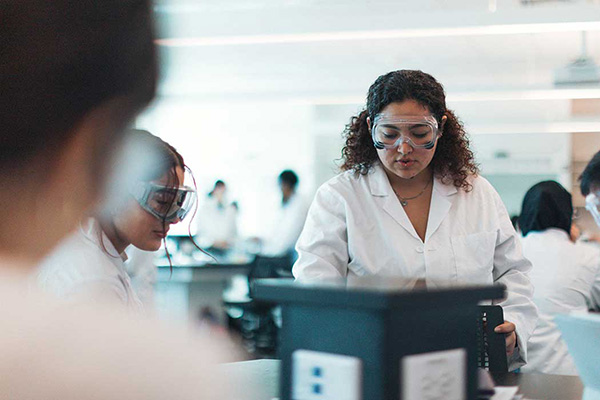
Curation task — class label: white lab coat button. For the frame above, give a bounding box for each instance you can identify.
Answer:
[416,246,424,253]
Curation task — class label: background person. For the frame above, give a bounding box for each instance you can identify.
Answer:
[195,180,239,252]
[292,70,537,370]
[260,170,308,260]
[519,181,600,376]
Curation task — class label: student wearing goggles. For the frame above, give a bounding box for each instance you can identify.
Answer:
[367,103,445,184]
[294,70,537,371]
[371,115,440,151]
[99,130,197,254]
[38,130,197,313]
[131,180,197,224]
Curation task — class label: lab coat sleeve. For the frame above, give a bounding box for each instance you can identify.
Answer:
[293,185,349,279]
[490,189,538,371]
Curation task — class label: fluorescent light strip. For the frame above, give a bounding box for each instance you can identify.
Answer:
[156,21,600,47]
[292,88,600,105]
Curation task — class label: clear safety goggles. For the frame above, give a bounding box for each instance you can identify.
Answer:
[131,182,197,223]
[585,193,600,228]
[371,115,440,150]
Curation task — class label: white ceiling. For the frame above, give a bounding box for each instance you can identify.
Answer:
[152,0,600,100]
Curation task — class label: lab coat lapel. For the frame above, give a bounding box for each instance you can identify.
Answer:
[425,178,457,242]
[369,165,421,241]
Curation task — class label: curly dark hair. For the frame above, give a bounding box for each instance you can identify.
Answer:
[340,70,478,191]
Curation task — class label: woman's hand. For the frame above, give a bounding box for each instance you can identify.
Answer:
[494,321,517,356]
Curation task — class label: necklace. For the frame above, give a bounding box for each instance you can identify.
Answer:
[392,179,431,207]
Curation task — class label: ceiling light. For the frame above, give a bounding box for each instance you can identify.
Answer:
[156,21,600,47]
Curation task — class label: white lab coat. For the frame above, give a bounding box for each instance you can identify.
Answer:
[195,196,238,247]
[293,163,537,370]
[261,192,308,257]
[3,266,240,399]
[37,218,143,313]
[520,229,600,376]
[124,247,159,308]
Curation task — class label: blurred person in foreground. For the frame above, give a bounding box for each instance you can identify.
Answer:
[0,1,244,399]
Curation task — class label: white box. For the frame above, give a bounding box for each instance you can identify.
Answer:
[292,349,362,400]
[401,348,466,400]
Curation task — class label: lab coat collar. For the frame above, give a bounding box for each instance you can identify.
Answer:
[367,162,457,197]
[368,163,457,242]
[368,163,392,197]
[426,177,457,242]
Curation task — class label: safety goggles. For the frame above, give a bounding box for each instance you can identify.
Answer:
[371,115,440,150]
[586,193,600,228]
[131,182,197,223]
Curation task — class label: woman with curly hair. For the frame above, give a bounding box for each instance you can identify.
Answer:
[293,70,537,370]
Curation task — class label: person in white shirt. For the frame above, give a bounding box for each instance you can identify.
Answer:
[293,70,537,370]
[519,180,600,376]
[1,1,243,399]
[196,180,238,251]
[38,129,197,313]
[261,169,308,259]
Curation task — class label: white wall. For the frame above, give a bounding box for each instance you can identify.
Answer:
[137,96,579,230]
[137,98,316,237]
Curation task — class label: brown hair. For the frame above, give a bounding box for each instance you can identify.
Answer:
[129,129,185,188]
[129,130,186,233]
[132,130,206,269]
[340,70,478,191]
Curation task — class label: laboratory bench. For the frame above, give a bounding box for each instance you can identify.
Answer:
[154,252,253,324]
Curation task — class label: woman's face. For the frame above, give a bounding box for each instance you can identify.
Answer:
[371,100,442,181]
[113,166,185,251]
